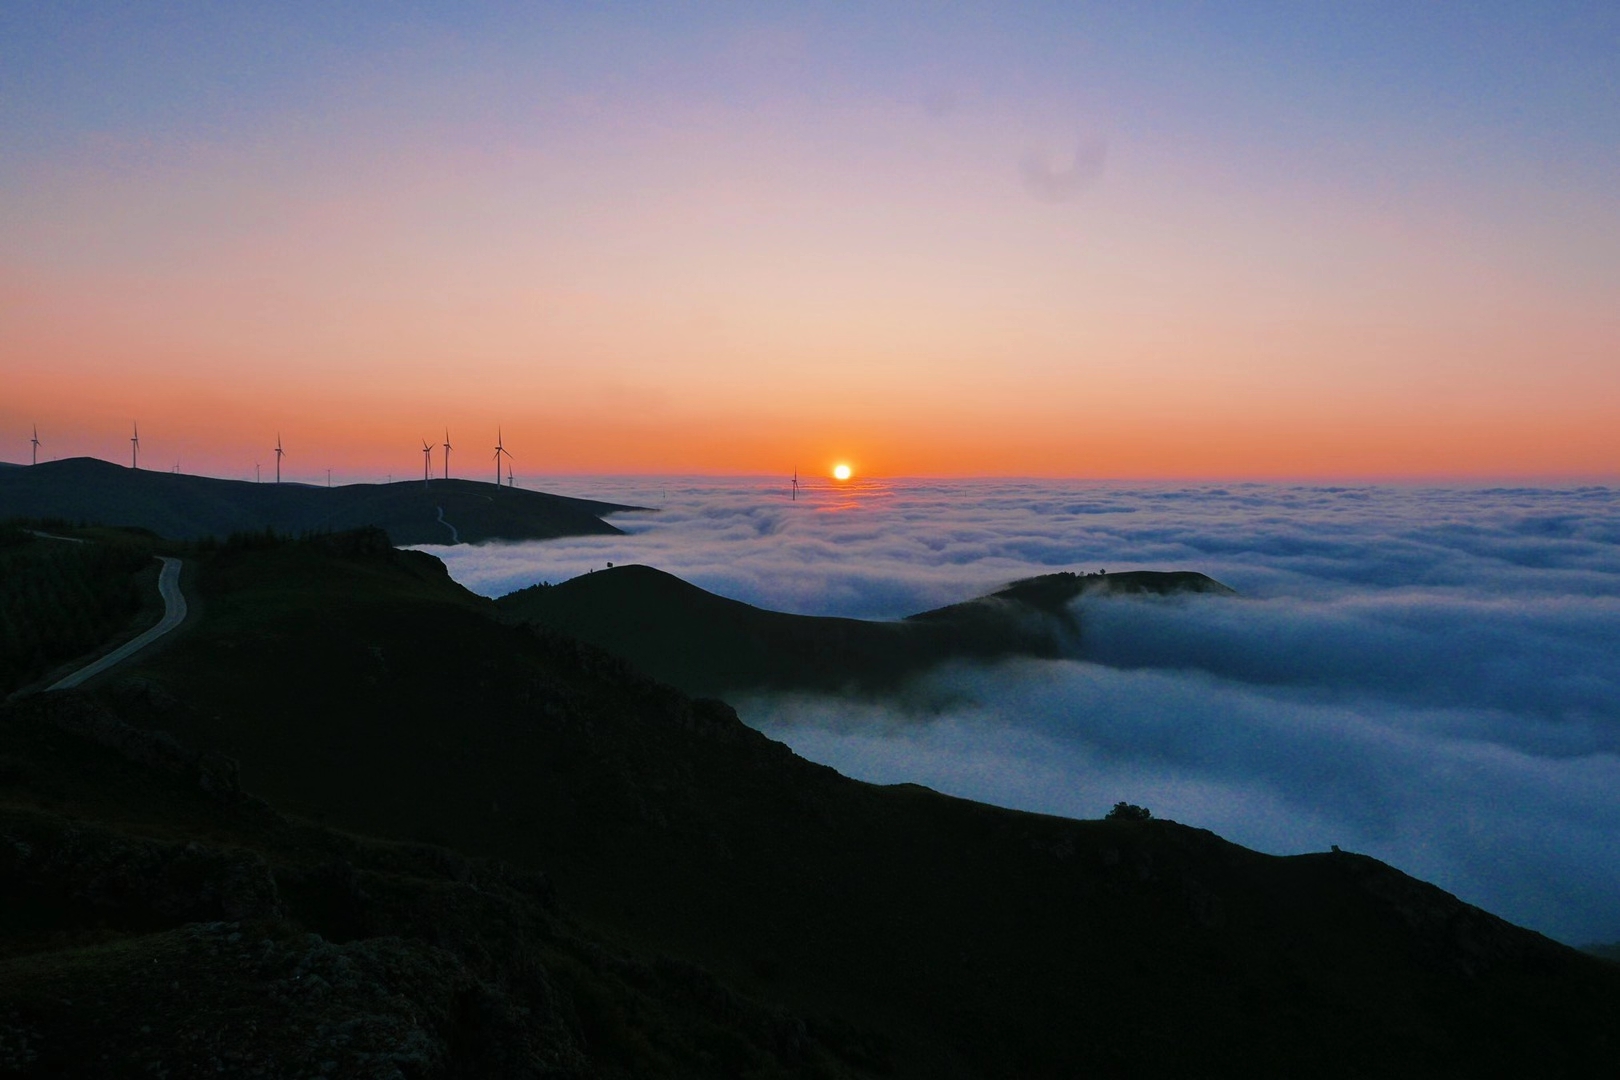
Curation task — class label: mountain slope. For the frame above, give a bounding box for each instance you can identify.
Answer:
[0,524,160,696]
[65,533,1620,1078]
[0,457,638,544]
[0,691,859,1078]
[497,564,1230,696]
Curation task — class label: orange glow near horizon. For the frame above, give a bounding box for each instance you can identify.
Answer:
[3,23,1618,484]
[7,255,1617,482]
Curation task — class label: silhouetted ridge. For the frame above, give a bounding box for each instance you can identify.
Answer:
[0,456,638,544]
[499,564,1233,696]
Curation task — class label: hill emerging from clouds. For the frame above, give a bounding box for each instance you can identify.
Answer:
[0,457,638,544]
[497,564,1233,696]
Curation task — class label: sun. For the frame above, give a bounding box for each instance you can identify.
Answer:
[832,463,853,481]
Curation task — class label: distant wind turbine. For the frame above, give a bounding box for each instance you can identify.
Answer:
[493,428,512,486]
[130,422,140,469]
[443,429,452,480]
[421,438,433,485]
[30,425,40,466]
[274,434,284,483]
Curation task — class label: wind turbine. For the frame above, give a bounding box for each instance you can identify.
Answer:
[493,428,512,486]
[274,434,284,483]
[791,466,799,501]
[130,422,140,469]
[442,429,452,480]
[30,425,40,466]
[421,439,433,485]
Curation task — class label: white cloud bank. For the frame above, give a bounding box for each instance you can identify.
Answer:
[422,477,1620,944]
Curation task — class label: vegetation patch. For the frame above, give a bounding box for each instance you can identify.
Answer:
[0,525,155,696]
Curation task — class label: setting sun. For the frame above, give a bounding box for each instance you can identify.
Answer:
[832,464,853,481]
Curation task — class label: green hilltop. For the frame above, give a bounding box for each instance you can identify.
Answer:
[0,457,637,544]
[2,528,1616,1076]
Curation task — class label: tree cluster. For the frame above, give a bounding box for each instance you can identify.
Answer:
[0,537,150,694]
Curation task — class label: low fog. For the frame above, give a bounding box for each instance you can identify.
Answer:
[423,478,1620,944]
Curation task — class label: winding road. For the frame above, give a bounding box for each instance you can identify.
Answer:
[435,505,460,543]
[48,556,188,691]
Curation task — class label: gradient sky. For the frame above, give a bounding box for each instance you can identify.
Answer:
[3,3,1617,480]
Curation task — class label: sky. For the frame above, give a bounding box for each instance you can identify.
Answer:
[423,477,1620,945]
[3,3,1618,479]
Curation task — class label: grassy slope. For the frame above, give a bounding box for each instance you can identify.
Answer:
[81,537,1620,1078]
[496,565,1230,697]
[0,457,636,544]
[0,525,165,697]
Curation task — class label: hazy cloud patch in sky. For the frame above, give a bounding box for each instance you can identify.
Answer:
[1019,136,1107,201]
[422,478,1620,943]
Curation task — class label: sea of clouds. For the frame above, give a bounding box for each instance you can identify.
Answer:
[421,477,1620,945]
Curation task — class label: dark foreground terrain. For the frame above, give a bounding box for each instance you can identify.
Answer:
[0,458,636,545]
[2,528,1618,1077]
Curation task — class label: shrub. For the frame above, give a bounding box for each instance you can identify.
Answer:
[1105,801,1152,822]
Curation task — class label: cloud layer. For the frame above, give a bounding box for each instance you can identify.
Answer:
[423,477,1620,943]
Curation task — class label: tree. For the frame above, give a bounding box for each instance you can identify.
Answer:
[1105,801,1152,822]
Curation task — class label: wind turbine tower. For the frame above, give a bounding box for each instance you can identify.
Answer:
[443,429,452,480]
[422,439,433,485]
[274,434,284,483]
[30,425,40,466]
[494,428,512,486]
[130,422,140,469]
[792,466,799,502]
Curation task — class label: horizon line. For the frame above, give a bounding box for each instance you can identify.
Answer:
[3,455,1616,487]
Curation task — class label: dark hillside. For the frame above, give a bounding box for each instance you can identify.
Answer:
[0,525,158,696]
[0,692,859,1078]
[501,563,1005,696]
[74,535,1620,1078]
[0,457,637,544]
[497,565,1230,696]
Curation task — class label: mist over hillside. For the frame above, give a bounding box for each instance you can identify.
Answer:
[6,525,1614,1076]
[433,478,1620,944]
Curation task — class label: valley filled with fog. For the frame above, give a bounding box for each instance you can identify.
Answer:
[423,477,1620,945]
